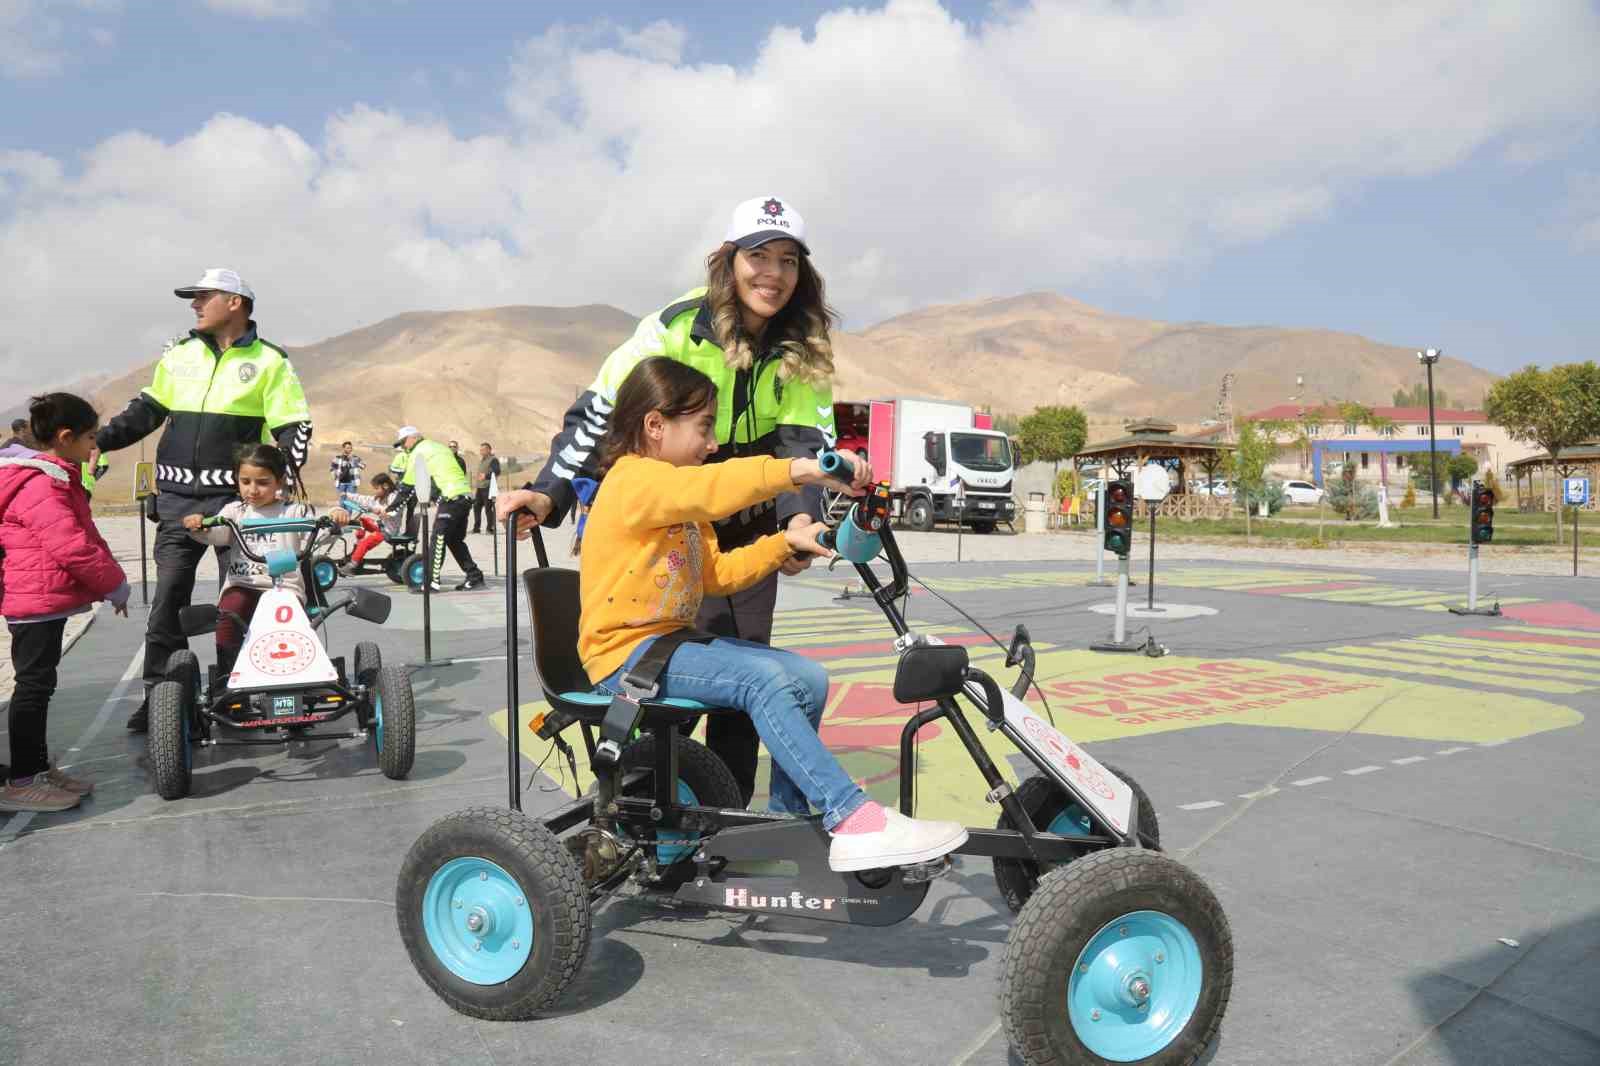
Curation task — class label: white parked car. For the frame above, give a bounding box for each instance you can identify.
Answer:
[1190,479,1232,497]
[1283,479,1325,505]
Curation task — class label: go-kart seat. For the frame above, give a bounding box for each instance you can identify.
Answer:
[523,566,723,725]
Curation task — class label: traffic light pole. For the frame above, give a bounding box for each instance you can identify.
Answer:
[1091,555,1143,653]
[1449,545,1501,616]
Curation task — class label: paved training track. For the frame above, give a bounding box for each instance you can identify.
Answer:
[2,536,1597,1066]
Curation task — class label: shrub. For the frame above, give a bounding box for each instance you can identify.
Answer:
[1401,484,1417,509]
[1328,471,1379,520]
[1242,478,1287,516]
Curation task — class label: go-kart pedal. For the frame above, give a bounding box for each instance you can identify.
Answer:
[900,855,954,885]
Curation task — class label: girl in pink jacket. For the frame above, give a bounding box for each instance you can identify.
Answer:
[0,393,129,814]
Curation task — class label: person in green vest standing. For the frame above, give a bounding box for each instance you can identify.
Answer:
[496,196,865,806]
[389,426,484,592]
[97,268,312,731]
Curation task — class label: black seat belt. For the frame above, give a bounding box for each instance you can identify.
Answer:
[594,628,716,765]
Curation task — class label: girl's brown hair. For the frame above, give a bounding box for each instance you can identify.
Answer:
[234,442,307,503]
[704,241,837,385]
[595,357,717,475]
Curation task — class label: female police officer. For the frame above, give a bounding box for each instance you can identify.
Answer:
[498,197,868,804]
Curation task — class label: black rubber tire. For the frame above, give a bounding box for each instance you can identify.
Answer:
[353,640,382,685]
[619,732,743,809]
[992,763,1161,914]
[971,520,997,534]
[148,681,191,800]
[1001,849,1233,1066]
[396,806,591,1020]
[373,664,416,779]
[402,552,428,591]
[311,554,339,592]
[904,496,935,532]
[164,649,207,741]
[383,554,406,585]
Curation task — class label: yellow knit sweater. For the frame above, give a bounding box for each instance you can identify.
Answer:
[579,453,797,683]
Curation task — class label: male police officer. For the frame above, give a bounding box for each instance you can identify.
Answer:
[97,269,312,731]
[388,427,483,591]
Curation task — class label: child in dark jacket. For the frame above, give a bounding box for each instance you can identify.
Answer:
[0,394,129,813]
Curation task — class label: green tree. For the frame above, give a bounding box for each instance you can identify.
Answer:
[1227,419,1274,535]
[1017,405,1089,474]
[1484,362,1600,543]
[1392,382,1450,409]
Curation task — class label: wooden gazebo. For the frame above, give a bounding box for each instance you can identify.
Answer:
[1073,419,1235,518]
[1506,443,1600,512]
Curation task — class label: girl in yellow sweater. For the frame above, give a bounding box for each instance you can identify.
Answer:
[577,357,967,872]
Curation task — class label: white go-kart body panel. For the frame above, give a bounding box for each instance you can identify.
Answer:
[227,587,339,692]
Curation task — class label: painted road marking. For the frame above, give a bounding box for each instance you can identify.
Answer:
[1238,787,1280,799]
[1435,746,1469,755]
[1283,650,1592,694]
[1292,776,1331,786]
[1392,756,1427,765]
[1179,801,1225,811]
[1344,765,1383,776]
[1478,739,1510,748]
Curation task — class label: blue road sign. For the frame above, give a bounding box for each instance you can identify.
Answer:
[1564,477,1590,506]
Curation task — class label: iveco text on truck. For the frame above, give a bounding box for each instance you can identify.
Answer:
[833,398,1016,532]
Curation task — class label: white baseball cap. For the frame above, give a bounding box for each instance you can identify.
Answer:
[393,425,420,446]
[724,196,809,255]
[174,268,255,302]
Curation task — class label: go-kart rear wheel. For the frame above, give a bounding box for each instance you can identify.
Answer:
[383,554,407,585]
[619,733,743,867]
[372,664,416,779]
[396,806,591,1020]
[352,641,382,729]
[403,553,428,591]
[993,763,1160,914]
[1001,849,1232,1066]
[311,554,339,593]
[148,681,192,800]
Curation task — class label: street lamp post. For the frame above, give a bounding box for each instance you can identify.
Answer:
[1418,348,1442,519]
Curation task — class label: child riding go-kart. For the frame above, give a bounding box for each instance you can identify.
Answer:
[395,452,1233,1066]
[150,512,417,800]
[309,488,422,593]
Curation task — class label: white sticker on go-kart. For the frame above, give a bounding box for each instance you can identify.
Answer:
[229,587,338,690]
[999,688,1133,835]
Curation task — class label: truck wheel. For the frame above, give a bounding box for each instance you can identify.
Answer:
[1001,849,1232,1065]
[971,520,997,534]
[993,763,1161,914]
[396,806,591,1020]
[904,496,935,532]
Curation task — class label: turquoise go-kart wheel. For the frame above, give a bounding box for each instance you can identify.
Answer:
[396,807,591,1020]
[403,554,428,591]
[311,555,338,592]
[1001,849,1232,1065]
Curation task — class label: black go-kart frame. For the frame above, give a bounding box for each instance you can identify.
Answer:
[150,513,417,800]
[396,472,1232,1066]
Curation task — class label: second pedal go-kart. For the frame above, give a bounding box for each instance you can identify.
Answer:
[151,513,417,801]
[395,454,1233,1065]
[309,496,423,593]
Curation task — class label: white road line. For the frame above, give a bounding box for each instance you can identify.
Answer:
[1344,765,1383,776]
[1435,746,1470,755]
[1391,756,1427,765]
[1179,800,1225,811]
[1292,776,1331,787]
[1238,787,1280,799]
[0,644,143,849]
[1478,739,1510,748]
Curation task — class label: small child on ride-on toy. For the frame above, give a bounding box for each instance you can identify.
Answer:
[183,443,350,676]
[575,357,968,873]
[338,471,402,576]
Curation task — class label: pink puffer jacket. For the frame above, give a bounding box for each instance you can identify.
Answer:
[0,453,128,620]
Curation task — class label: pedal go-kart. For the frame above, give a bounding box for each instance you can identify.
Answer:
[150,513,418,801]
[309,497,423,593]
[394,455,1232,1065]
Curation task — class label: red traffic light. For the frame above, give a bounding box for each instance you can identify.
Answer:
[1108,483,1130,504]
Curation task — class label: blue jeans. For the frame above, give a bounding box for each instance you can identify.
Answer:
[596,636,868,831]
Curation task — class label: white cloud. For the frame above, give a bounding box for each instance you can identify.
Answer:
[1563,172,1600,251]
[202,0,317,18]
[1,0,121,78]
[4,0,1600,393]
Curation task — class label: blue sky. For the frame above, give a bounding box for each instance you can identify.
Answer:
[3,0,1598,398]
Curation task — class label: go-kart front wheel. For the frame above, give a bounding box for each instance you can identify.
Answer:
[148,681,192,800]
[396,806,591,1020]
[402,553,428,591]
[372,664,416,779]
[1001,849,1232,1066]
[383,554,407,585]
[994,762,1161,914]
[164,648,209,743]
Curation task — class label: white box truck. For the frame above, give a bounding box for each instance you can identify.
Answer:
[833,398,1016,532]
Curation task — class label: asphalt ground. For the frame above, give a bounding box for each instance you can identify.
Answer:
[1,535,1597,1066]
